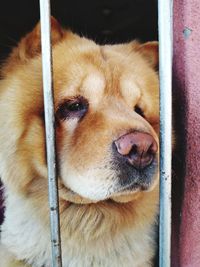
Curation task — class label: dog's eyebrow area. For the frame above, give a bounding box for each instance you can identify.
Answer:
[120,76,141,106]
[80,73,105,107]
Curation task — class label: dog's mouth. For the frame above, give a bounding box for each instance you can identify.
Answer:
[58,156,158,205]
[117,181,150,192]
[59,186,137,205]
[59,185,93,204]
[108,178,158,203]
[58,179,156,205]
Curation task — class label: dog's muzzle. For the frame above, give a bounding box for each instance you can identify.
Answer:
[112,131,158,191]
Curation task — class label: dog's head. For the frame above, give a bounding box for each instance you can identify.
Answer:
[0,18,159,205]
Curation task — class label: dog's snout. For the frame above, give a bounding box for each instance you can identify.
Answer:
[114,132,158,169]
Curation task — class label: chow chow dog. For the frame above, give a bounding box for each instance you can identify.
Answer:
[0,17,159,267]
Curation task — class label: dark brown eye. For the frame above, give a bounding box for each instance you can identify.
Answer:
[67,102,85,112]
[134,105,145,118]
[57,96,88,120]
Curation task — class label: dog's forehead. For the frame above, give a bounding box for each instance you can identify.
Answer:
[80,72,105,104]
[53,42,156,109]
[120,75,141,106]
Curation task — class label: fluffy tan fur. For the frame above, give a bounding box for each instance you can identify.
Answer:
[0,18,159,267]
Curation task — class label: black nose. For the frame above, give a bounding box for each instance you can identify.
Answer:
[114,131,158,170]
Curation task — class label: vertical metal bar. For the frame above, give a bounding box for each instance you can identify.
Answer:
[39,1,62,266]
[158,0,173,266]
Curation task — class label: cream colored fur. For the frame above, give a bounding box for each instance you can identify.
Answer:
[1,187,158,267]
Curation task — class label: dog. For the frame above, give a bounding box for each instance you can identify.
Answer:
[0,17,159,267]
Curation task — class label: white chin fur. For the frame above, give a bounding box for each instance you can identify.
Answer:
[61,165,118,201]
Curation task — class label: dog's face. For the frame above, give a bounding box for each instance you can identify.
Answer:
[54,43,159,203]
[0,18,159,205]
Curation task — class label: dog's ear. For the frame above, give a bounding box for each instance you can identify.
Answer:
[137,41,159,69]
[16,17,64,61]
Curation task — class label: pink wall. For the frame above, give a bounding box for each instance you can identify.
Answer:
[173,0,200,266]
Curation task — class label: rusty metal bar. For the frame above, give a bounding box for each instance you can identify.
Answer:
[158,0,173,266]
[39,0,62,266]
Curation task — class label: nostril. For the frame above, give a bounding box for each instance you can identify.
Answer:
[128,151,154,170]
[129,144,138,155]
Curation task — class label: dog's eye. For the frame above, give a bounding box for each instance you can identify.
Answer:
[134,105,145,118]
[57,97,88,120]
[67,102,85,112]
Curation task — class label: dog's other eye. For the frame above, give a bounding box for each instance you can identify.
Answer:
[57,96,89,120]
[134,105,145,118]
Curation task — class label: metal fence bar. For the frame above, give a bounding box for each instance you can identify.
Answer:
[39,1,62,266]
[158,0,173,266]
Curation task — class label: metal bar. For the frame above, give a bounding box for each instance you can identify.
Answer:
[39,1,62,266]
[158,0,173,266]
